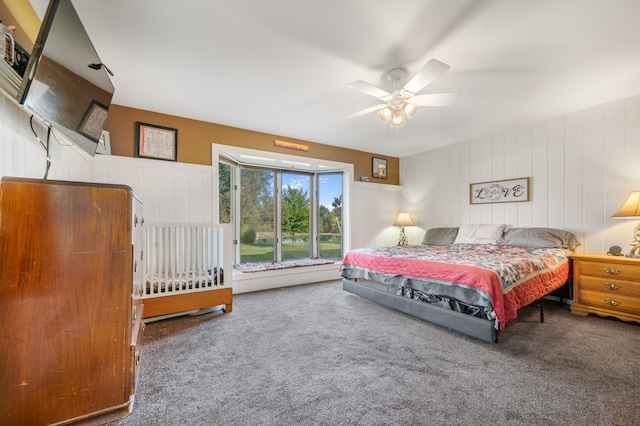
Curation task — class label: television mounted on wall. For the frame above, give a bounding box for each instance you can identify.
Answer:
[0,0,114,156]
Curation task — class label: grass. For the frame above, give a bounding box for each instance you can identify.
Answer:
[240,240,342,263]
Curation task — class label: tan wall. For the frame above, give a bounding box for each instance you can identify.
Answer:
[104,104,399,185]
[0,0,39,51]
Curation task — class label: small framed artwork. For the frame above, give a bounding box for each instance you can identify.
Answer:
[372,157,387,179]
[470,177,530,204]
[135,122,178,161]
[96,130,111,155]
[78,101,108,141]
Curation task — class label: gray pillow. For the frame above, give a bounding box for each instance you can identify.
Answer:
[498,227,581,249]
[422,227,459,245]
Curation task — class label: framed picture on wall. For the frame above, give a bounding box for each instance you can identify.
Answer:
[135,122,178,161]
[372,157,387,179]
[96,130,111,155]
[470,177,530,204]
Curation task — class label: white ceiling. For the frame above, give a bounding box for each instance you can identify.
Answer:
[32,0,640,158]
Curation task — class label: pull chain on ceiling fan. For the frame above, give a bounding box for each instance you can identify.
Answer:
[346,59,456,127]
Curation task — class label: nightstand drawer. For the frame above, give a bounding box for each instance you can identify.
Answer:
[579,276,640,298]
[577,260,640,280]
[579,289,640,315]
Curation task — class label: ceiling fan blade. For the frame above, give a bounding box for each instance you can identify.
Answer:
[412,93,457,107]
[403,59,451,94]
[344,104,386,119]
[347,81,391,99]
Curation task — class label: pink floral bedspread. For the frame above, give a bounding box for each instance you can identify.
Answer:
[340,244,572,330]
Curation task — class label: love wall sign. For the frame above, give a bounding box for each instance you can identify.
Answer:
[470,177,530,204]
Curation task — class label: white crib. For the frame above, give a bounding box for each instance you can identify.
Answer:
[141,223,233,320]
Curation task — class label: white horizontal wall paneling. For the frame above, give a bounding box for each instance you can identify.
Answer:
[547,116,566,229]
[490,131,506,225]
[124,165,144,197]
[88,156,215,225]
[531,121,549,227]
[142,167,160,223]
[0,93,93,182]
[172,171,190,223]
[400,93,640,255]
[603,99,627,251]
[351,182,402,248]
[619,94,640,251]
[564,109,585,243]
[449,142,461,228]
[502,128,519,226]
[516,125,533,226]
[457,140,471,226]
[582,105,605,253]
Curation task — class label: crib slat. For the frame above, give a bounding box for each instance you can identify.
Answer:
[142,223,230,300]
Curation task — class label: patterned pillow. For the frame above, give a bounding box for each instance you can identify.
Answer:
[453,224,506,245]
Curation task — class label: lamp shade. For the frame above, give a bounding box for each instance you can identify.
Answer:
[394,212,414,227]
[612,191,640,218]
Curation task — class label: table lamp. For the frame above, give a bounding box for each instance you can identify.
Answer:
[612,190,640,257]
[394,212,414,246]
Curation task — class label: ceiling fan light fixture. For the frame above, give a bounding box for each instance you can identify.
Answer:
[390,109,405,127]
[403,102,417,118]
[378,106,392,122]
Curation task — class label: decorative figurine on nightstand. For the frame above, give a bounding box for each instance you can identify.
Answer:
[612,190,640,258]
[394,212,414,246]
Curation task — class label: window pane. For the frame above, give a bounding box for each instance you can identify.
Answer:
[281,172,311,261]
[240,168,275,263]
[318,173,343,260]
[218,162,231,223]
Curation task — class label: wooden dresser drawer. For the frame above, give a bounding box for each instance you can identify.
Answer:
[571,253,640,324]
[579,276,640,298]
[577,260,640,280]
[579,289,640,315]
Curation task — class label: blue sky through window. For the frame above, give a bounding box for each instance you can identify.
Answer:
[282,173,342,209]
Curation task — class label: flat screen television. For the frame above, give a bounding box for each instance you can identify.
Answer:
[3,0,114,156]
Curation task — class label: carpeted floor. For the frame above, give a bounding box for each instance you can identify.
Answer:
[111,280,640,425]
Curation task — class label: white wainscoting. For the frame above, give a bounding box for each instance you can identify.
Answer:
[351,181,403,248]
[88,155,214,224]
[401,94,640,255]
[0,95,93,181]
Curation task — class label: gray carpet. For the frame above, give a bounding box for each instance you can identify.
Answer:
[112,280,640,425]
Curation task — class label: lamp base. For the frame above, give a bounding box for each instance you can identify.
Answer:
[397,227,408,246]
[626,223,640,257]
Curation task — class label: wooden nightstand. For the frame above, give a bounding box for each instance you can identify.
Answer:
[571,253,640,324]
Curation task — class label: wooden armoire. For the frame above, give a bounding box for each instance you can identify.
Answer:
[0,177,144,425]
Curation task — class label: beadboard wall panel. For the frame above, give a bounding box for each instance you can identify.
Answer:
[350,181,402,248]
[89,156,214,225]
[401,93,640,255]
[0,95,92,181]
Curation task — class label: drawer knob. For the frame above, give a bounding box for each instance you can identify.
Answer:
[604,298,621,306]
[603,267,622,275]
[604,282,621,290]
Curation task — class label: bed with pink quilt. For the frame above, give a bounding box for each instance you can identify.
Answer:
[340,226,579,342]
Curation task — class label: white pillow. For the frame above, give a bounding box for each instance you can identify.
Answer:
[453,224,506,245]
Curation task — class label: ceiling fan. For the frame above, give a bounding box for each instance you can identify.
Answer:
[346,59,456,127]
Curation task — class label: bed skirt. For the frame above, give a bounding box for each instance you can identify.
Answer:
[342,278,498,343]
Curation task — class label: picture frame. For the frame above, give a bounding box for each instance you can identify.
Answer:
[135,122,178,161]
[78,101,108,141]
[470,177,530,204]
[96,130,111,155]
[372,157,387,179]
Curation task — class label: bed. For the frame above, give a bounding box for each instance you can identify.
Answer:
[340,225,580,342]
[141,223,233,320]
